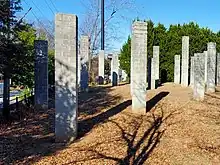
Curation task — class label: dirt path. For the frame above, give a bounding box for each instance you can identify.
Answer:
[33,83,220,165]
[1,83,220,164]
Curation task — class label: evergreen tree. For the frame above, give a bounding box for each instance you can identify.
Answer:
[147,20,154,58]
[0,0,26,119]
[119,36,131,77]
[119,20,220,83]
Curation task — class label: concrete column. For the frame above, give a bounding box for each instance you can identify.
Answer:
[181,36,189,87]
[206,42,216,93]
[118,68,122,82]
[190,56,195,88]
[55,13,78,142]
[78,53,81,87]
[131,21,147,113]
[98,50,105,84]
[80,36,90,64]
[193,53,205,101]
[151,58,155,89]
[217,53,220,85]
[204,51,208,84]
[111,53,119,86]
[174,55,180,84]
[153,46,159,80]
[121,70,127,82]
[80,36,90,91]
[34,40,48,109]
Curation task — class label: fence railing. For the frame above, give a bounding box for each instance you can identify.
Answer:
[0,90,34,112]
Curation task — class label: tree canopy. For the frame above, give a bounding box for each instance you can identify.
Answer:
[0,0,55,119]
[119,20,220,82]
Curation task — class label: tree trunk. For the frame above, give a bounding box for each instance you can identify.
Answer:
[3,75,10,120]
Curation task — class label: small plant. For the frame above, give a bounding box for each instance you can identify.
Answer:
[18,88,32,100]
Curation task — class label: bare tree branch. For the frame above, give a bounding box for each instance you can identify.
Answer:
[79,0,137,55]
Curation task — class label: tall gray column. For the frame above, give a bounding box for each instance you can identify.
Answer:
[206,42,216,93]
[151,58,155,89]
[181,36,189,87]
[174,55,180,84]
[34,40,48,109]
[111,53,119,86]
[217,53,220,85]
[153,46,159,80]
[190,56,195,88]
[55,13,78,142]
[80,35,90,91]
[122,70,127,82]
[80,36,90,64]
[204,51,208,84]
[78,52,81,87]
[131,21,147,113]
[98,50,105,84]
[193,53,205,101]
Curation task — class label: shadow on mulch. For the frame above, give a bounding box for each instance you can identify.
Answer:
[0,84,171,164]
[64,104,178,165]
[78,86,123,117]
[146,92,169,112]
[0,85,125,164]
[78,99,132,138]
[0,109,56,165]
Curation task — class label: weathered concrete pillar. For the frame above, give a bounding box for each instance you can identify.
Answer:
[190,56,195,88]
[217,53,220,85]
[78,53,81,87]
[193,53,205,101]
[34,40,48,109]
[181,36,189,87]
[98,50,105,84]
[55,13,78,142]
[153,46,159,80]
[204,51,208,84]
[111,53,119,86]
[118,69,122,82]
[174,55,180,84]
[206,42,216,93]
[80,35,90,91]
[121,70,127,82]
[80,36,90,64]
[131,21,147,113]
[151,58,155,89]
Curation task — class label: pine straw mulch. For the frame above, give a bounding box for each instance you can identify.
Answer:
[1,83,220,165]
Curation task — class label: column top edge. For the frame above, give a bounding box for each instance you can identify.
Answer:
[55,13,78,18]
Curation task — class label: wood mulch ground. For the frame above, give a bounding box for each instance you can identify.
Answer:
[1,83,220,165]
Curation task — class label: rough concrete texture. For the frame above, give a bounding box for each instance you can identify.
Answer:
[193,53,205,101]
[111,53,119,86]
[80,35,90,90]
[217,53,220,85]
[206,42,216,93]
[190,56,195,88]
[121,70,127,82]
[204,51,208,84]
[174,55,181,84]
[80,35,90,64]
[55,13,78,143]
[151,58,155,89]
[98,50,105,84]
[153,46,160,80]
[181,36,189,87]
[78,52,81,87]
[131,21,147,113]
[34,40,48,109]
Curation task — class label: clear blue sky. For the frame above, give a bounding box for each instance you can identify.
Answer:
[20,0,220,51]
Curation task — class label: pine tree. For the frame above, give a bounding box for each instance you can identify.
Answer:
[0,0,22,120]
[119,36,131,77]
